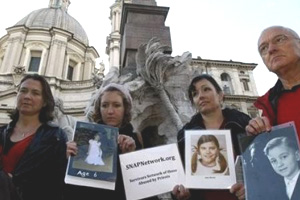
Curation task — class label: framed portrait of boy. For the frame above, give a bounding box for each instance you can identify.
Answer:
[185,129,236,189]
[239,121,300,200]
[65,121,118,190]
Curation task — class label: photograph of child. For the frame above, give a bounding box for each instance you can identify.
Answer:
[85,133,105,166]
[191,134,229,176]
[240,122,300,200]
[65,121,119,190]
[264,136,300,200]
[184,129,236,189]
[66,121,118,180]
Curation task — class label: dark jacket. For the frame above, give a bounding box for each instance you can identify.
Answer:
[291,174,300,200]
[177,108,251,200]
[64,123,149,200]
[0,121,68,200]
[0,170,20,200]
[261,174,300,200]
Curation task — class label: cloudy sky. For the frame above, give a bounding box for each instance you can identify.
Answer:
[1,0,300,95]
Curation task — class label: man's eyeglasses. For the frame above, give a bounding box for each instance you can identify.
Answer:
[259,34,290,55]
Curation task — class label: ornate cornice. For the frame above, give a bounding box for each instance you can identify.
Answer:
[7,37,24,44]
[224,94,258,102]
[191,58,257,70]
[59,79,95,90]
[52,39,67,47]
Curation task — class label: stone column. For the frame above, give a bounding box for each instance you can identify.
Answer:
[115,11,120,31]
[119,2,172,76]
[112,41,120,67]
[83,58,92,80]
[1,27,27,74]
[46,28,71,79]
[84,47,98,80]
[112,12,116,32]
[106,1,122,70]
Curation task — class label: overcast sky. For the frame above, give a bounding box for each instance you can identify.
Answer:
[1,0,300,95]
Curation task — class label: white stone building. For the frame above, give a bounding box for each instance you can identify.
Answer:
[0,0,99,125]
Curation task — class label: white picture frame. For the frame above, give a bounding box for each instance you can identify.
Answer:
[185,129,236,189]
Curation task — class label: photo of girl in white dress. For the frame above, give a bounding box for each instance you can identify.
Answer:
[85,134,105,166]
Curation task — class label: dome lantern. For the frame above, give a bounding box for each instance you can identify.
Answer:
[49,0,71,12]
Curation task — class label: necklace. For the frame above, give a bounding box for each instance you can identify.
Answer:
[14,125,40,138]
[20,131,32,138]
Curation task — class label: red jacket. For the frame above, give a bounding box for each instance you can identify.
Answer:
[255,79,300,135]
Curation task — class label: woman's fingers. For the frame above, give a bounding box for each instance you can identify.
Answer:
[118,135,136,153]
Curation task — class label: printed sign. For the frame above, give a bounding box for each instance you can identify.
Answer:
[120,143,185,200]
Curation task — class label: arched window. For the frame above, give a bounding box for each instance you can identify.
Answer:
[221,73,234,94]
[23,42,48,74]
[221,73,230,81]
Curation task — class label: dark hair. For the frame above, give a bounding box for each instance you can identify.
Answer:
[191,134,228,174]
[10,74,55,123]
[188,74,222,105]
[93,86,132,127]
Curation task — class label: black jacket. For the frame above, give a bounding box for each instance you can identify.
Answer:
[0,121,68,200]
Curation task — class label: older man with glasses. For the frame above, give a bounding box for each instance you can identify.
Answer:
[230,25,300,200]
[246,26,300,137]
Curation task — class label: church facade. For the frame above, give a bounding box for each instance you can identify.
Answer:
[0,0,99,124]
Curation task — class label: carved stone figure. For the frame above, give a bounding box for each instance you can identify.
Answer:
[136,37,192,131]
[53,97,77,140]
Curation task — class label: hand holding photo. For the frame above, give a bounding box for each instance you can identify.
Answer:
[240,121,300,200]
[65,121,118,190]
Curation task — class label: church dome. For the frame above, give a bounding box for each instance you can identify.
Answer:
[15,2,89,46]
